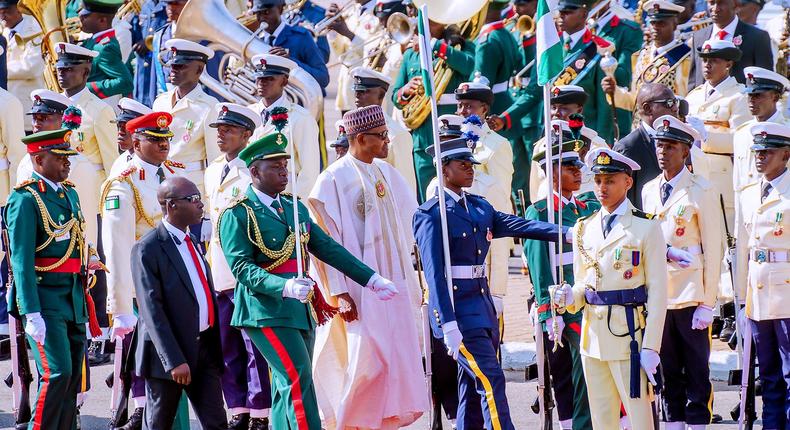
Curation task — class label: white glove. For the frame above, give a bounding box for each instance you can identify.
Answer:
[691,304,714,330]
[545,316,565,342]
[492,295,504,318]
[529,303,538,326]
[25,312,46,344]
[199,217,212,243]
[442,321,463,360]
[110,313,138,340]
[564,227,574,243]
[666,246,693,268]
[366,273,399,301]
[282,277,315,302]
[640,348,661,385]
[549,283,573,308]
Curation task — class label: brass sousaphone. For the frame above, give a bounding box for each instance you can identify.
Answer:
[402,0,489,130]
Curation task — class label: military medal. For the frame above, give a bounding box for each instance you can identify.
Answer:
[613,248,622,270]
[375,180,386,198]
[486,228,493,242]
[623,269,633,279]
[232,186,239,197]
[774,212,784,236]
[631,251,641,276]
[675,205,686,237]
[183,119,194,143]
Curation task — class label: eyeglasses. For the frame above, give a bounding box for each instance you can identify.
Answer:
[361,130,389,140]
[167,193,201,204]
[646,98,677,109]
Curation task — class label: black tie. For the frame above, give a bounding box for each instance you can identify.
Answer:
[661,183,673,205]
[262,110,270,125]
[266,35,274,45]
[603,214,617,238]
[762,182,773,203]
[220,164,231,184]
[458,196,467,210]
[156,167,165,183]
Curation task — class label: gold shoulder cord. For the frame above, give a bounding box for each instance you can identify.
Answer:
[99,177,156,227]
[25,187,83,272]
[238,202,310,271]
[575,218,601,291]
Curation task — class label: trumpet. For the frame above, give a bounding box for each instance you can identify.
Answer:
[516,14,534,37]
[312,0,354,36]
[334,12,416,69]
[116,0,140,21]
[677,16,713,33]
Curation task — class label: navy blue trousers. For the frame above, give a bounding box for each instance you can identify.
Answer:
[751,317,790,430]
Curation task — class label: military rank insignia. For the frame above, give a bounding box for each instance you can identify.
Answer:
[105,195,120,211]
[375,180,386,198]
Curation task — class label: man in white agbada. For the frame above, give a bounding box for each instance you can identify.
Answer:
[308,105,428,429]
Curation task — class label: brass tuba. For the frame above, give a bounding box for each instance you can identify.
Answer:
[17,0,71,91]
[775,7,789,77]
[402,0,488,130]
[173,0,323,119]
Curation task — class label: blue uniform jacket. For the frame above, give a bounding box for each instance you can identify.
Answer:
[413,192,561,338]
[274,24,330,91]
[296,1,330,63]
[132,0,167,106]
[0,35,7,90]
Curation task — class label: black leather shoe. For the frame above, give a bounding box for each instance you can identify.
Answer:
[115,407,143,430]
[249,417,268,430]
[226,413,249,430]
[0,335,10,360]
[88,340,111,366]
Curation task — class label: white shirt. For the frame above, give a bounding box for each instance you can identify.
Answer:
[600,198,630,232]
[564,28,587,48]
[703,76,732,100]
[763,168,788,199]
[162,219,210,332]
[252,187,285,216]
[262,20,286,43]
[221,156,246,184]
[135,155,164,180]
[711,17,739,42]
[38,173,61,192]
[659,166,686,197]
[642,121,657,137]
[444,187,467,205]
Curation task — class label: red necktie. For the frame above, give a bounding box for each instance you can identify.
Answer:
[718,30,728,40]
[184,235,215,327]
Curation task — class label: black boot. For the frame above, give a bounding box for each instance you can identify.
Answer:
[88,340,111,365]
[115,407,143,430]
[248,417,268,430]
[226,413,250,430]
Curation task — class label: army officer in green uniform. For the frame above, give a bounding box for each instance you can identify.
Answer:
[391,21,475,202]
[6,128,91,430]
[78,0,133,100]
[218,132,399,430]
[524,134,598,430]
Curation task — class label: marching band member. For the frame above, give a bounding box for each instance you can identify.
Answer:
[351,66,417,192]
[309,105,426,430]
[284,0,330,62]
[685,40,749,228]
[642,116,723,430]
[248,54,320,197]
[152,39,219,201]
[150,0,186,95]
[131,0,167,107]
[204,104,271,430]
[525,135,598,430]
[735,123,790,430]
[414,135,566,430]
[100,111,186,430]
[0,0,44,133]
[0,85,23,204]
[326,0,380,113]
[78,0,134,105]
[251,0,329,92]
[553,147,668,430]
[218,131,399,430]
[391,18,475,202]
[109,97,153,177]
[602,1,692,112]
[733,67,790,214]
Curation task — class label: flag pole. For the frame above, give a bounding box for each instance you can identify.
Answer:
[417,4,455,311]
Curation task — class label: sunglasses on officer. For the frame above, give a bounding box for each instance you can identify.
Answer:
[167,193,202,204]
[645,98,677,109]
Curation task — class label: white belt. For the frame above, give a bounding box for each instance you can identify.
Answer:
[437,94,457,105]
[491,81,509,94]
[73,154,103,171]
[451,264,487,279]
[750,248,790,263]
[182,160,207,172]
[679,245,703,255]
[553,251,574,267]
[0,158,9,171]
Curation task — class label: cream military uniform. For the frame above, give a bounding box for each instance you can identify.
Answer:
[109,150,134,177]
[0,88,24,204]
[2,14,45,132]
[563,149,667,430]
[152,85,220,195]
[329,0,380,112]
[642,168,722,309]
[249,95,320,196]
[100,155,184,315]
[686,75,750,228]
[204,155,251,292]
[383,114,416,193]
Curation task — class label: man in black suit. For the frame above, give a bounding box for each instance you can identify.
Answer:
[132,176,227,430]
[613,83,680,209]
[688,0,773,88]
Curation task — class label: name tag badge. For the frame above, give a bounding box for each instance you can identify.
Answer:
[55,229,71,242]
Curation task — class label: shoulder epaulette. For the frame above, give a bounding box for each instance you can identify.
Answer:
[632,209,655,220]
[120,166,137,177]
[577,209,599,222]
[418,196,440,211]
[227,194,248,208]
[62,180,76,188]
[164,160,185,169]
[14,179,36,190]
